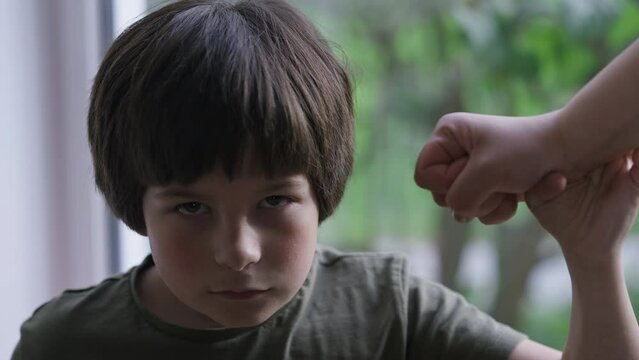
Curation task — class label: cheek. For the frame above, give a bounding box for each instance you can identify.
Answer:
[262,211,318,277]
[147,220,206,279]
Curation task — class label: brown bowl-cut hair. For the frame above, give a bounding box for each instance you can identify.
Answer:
[88,0,354,235]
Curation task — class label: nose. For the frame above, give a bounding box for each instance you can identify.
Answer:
[213,219,261,272]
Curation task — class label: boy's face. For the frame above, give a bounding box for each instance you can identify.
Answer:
[142,161,318,328]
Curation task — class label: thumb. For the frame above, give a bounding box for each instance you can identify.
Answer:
[524,172,567,209]
[612,150,639,200]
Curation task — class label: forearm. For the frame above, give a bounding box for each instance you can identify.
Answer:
[562,254,639,360]
[556,39,639,174]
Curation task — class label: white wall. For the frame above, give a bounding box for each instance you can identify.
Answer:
[0,0,108,357]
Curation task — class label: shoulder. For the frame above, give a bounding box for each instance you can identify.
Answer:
[315,244,410,290]
[313,246,526,358]
[314,245,475,308]
[292,245,413,355]
[405,276,527,359]
[314,246,473,319]
[14,270,134,357]
[311,244,417,317]
[314,245,457,298]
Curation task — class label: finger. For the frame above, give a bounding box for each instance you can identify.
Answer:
[611,150,639,193]
[478,194,518,225]
[601,155,628,186]
[525,172,567,209]
[476,193,507,217]
[606,152,639,209]
[415,136,468,192]
[432,192,448,207]
[445,159,499,217]
[415,114,470,169]
[453,212,472,224]
[415,156,468,193]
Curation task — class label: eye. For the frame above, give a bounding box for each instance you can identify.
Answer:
[259,196,292,209]
[175,202,209,215]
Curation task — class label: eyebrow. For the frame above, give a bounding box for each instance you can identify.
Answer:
[153,178,305,199]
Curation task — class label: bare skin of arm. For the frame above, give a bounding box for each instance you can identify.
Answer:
[557,38,639,173]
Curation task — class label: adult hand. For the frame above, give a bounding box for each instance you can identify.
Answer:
[526,151,639,260]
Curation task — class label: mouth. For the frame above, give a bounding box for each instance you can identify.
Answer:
[209,289,270,300]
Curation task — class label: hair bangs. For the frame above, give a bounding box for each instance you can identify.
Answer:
[125,3,319,187]
[89,0,354,233]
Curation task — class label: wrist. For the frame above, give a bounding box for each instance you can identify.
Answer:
[562,247,623,281]
[537,109,572,174]
[553,100,639,177]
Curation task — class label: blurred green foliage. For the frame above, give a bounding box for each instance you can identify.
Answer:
[304,0,639,247]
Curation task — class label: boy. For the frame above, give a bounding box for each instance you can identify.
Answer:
[12,1,637,359]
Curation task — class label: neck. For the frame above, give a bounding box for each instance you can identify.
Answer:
[136,265,222,329]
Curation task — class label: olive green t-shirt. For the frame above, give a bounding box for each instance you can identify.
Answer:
[12,246,525,359]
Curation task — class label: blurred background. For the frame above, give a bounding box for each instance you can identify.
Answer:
[2,0,638,357]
